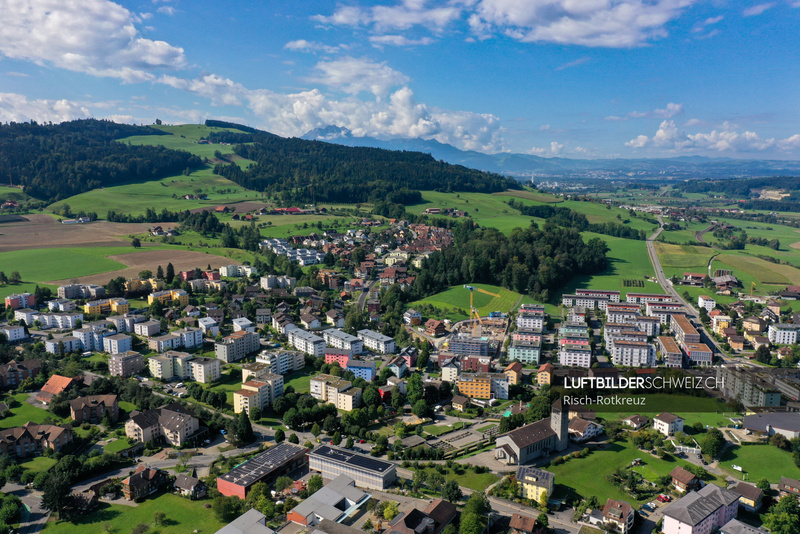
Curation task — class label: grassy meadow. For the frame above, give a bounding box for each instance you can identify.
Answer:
[407,283,526,321]
[49,168,263,217]
[718,444,800,483]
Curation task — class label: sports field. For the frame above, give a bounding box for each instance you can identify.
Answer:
[407,283,525,321]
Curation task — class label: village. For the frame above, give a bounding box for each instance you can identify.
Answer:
[0,208,799,534]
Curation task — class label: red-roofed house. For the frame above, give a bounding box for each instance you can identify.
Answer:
[37,374,80,404]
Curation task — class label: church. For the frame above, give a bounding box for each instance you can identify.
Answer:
[494,398,569,465]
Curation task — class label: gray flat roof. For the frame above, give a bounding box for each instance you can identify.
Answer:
[310,445,395,475]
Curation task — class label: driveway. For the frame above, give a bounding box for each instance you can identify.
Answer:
[5,482,49,534]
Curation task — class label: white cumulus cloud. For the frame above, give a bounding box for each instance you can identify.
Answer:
[471,0,696,47]
[0,92,91,123]
[313,0,461,32]
[306,57,411,97]
[369,35,435,46]
[626,120,800,153]
[284,40,344,54]
[0,0,186,81]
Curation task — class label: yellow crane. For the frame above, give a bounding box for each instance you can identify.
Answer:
[464,285,501,336]
[751,281,756,296]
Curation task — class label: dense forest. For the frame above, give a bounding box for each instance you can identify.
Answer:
[0,120,202,201]
[676,176,800,197]
[207,121,520,204]
[412,220,609,301]
[506,199,647,240]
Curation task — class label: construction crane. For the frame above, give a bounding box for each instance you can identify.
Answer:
[464,285,501,337]
[751,281,756,296]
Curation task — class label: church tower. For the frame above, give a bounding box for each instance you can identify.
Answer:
[550,398,569,451]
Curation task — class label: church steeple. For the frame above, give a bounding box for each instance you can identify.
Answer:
[550,398,569,451]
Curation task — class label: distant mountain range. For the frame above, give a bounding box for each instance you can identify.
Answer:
[301,126,800,180]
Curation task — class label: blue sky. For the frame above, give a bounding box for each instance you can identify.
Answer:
[1,0,799,159]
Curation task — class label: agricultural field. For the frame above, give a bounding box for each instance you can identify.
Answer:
[49,167,263,218]
[42,493,224,534]
[407,283,525,321]
[0,214,154,254]
[658,220,713,245]
[718,444,800,483]
[560,200,659,235]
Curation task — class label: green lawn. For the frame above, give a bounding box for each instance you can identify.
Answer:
[423,422,465,436]
[407,283,525,321]
[718,444,800,483]
[592,394,730,425]
[118,401,137,413]
[284,367,315,394]
[0,394,58,429]
[49,167,262,217]
[103,439,135,454]
[418,466,499,492]
[42,492,224,534]
[19,457,57,473]
[476,424,497,432]
[545,438,725,504]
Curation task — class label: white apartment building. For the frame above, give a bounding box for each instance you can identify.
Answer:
[558,344,592,368]
[323,329,364,354]
[255,350,306,375]
[288,329,325,357]
[220,265,257,277]
[103,334,132,355]
[611,341,656,367]
[0,326,26,342]
[698,295,716,312]
[357,329,396,354]
[768,323,800,345]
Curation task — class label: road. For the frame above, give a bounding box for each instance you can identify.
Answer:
[356,280,375,311]
[646,216,729,358]
[6,482,48,534]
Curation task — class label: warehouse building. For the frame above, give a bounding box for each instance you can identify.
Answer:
[217,442,309,499]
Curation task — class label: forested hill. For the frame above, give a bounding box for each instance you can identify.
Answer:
[205,120,520,204]
[0,119,202,201]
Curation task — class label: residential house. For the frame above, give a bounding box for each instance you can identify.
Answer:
[174,473,208,500]
[516,466,554,502]
[670,466,700,493]
[69,395,119,424]
[654,412,684,436]
[0,422,73,458]
[121,465,169,500]
[602,499,635,534]
[732,483,763,512]
[568,418,603,442]
[505,362,523,385]
[451,395,469,412]
[0,359,41,389]
[622,415,648,430]
[37,374,80,404]
[509,514,537,534]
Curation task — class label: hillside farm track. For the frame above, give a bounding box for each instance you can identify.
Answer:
[45,249,241,286]
[0,215,154,252]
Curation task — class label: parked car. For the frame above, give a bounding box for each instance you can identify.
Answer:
[658,495,672,503]
[359,439,366,444]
